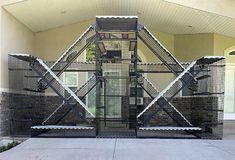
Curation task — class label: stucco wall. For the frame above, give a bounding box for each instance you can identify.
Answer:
[1,7,234,103]
[174,33,214,62]
[34,22,175,62]
[0,7,35,89]
[138,29,175,91]
[34,19,95,61]
[34,22,175,91]
[174,33,235,62]
[214,33,235,63]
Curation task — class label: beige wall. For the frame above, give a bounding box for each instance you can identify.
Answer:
[174,33,235,62]
[138,29,175,63]
[1,0,23,5]
[0,7,35,88]
[0,10,175,90]
[34,22,175,62]
[34,22,175,91]
[214,33,235,63]
[34,19,95,61]
[213,34,235,115]
[137,29,175,91]
[34,19,93,92]
[2,9,235,92]
[174,33,214,62]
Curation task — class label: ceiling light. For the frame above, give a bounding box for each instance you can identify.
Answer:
[60,10,67,14]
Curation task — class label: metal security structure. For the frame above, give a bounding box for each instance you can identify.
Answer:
[9,16,225,139]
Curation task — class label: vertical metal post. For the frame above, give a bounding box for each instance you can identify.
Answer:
[126,77,129,127]
[133,37,138,132]
[129,19,138,132]
[104,78,107,127]
[135,19,139,133]
[95,23,102,136]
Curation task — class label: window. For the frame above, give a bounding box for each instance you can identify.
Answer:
[228,51,235,56]
[64,72,78,86]
[63,72,78,98]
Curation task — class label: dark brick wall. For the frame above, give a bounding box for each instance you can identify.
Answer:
[0,92,11,136]
[0,92,45,136]
[139,98,175,126]
[0,92,223,138]
[142,96,223,138]
[0,92,89,136]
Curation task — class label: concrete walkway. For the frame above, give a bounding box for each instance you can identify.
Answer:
[0,135,235,160]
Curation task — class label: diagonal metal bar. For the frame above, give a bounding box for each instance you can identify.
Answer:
[49,80,100,125]
[12,53,97,124]
[30,64,68,103]
[43,74,96,124]
[37,58,95,117]
[138,30,183,76]
[137,61,197,118]
[138,24,198,90]
[138,25,184,70]
[39,25,95,79]
[42,74,98,125]
[40,35,96,89]
[137,79,192,126]
[138,61,212,126]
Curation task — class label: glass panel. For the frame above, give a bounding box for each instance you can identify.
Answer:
[130,87,143,97]
[64,72,78,101]
[106,97,121,117]
[64,72,78,86]
[87,72,96,116]
[224,67,235,113]
[105,72,121,118]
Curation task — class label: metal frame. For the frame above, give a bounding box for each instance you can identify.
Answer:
[8,16,225,139]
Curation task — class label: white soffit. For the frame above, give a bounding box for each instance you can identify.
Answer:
[3,0,235,38]
[164,0,235,19]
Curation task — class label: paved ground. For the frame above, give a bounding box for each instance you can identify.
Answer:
[0,135,235,160]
